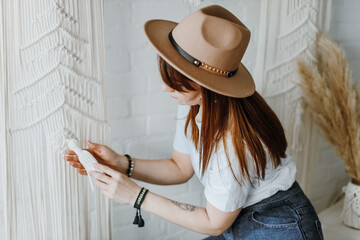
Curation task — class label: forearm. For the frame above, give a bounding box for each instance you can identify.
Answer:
[140,191,221,236]
[125,157,190,185]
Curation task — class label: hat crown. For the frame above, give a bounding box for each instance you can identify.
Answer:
[143,4,256,98]
[172,5,250,71]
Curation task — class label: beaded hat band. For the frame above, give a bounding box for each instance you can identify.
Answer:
[144,5,256,98]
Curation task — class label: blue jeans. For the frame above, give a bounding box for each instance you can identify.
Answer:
[203,181,323,240]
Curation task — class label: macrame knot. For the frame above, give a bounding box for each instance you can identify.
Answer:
[67,139,103,191]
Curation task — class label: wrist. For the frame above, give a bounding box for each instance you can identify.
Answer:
[117,154,129,174]
[132,187,149,227]
[133,187,149,208]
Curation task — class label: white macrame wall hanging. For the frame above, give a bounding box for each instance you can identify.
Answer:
[0,0,112,239]
[254,0,331,195]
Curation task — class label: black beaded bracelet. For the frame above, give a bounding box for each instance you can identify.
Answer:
[124,154,134,177]
[133,187,149,228]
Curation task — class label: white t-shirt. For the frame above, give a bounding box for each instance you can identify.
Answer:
[173,105,297,212]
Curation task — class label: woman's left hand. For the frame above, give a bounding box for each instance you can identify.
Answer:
[89,163,141,205]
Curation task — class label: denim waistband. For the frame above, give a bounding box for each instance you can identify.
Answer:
[242,181,311,212]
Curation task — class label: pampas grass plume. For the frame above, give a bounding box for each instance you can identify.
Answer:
[296,33,360,183]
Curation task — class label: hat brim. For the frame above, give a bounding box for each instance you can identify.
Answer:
[144,19,255,98]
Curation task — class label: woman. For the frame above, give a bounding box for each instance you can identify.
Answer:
[65,5,324,239]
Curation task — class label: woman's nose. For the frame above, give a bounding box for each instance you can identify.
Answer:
[161,83,174,92]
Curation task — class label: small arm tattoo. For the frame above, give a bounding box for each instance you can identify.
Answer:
[171,200,197,212]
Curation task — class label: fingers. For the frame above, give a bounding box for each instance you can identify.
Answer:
[77,169,87,175]
[64,155,79,162]
[86,140,103,157]
[64,154,86,173]
[64,155,87,174]
[90,171,112,184]
[94,178,108,189]
[70,162,85,169]
[64,150,79,162]
[65,150,76,155]
[86,140,100,148]
[93,163,119,177]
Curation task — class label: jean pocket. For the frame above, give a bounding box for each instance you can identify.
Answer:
[249,210,298,229]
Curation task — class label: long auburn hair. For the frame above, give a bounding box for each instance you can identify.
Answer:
[158,55,288,185]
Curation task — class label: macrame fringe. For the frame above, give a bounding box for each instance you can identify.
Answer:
[1,0,111,239]
[255,0,328,195]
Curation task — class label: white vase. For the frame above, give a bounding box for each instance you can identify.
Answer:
[341,180,360,229]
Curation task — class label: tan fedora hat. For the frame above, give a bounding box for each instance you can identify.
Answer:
[144,5,255,98]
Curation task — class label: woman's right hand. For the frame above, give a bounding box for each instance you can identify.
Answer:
[64,141,128,175]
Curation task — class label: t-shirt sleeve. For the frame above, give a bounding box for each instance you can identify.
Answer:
[172,105,192,154]
[204,143,256,212]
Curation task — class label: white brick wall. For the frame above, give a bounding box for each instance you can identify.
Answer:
[104,0,260,239]
[104,0,360,239]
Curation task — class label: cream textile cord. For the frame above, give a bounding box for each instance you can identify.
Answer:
[254,0,331,196]
[0,0,112,239]
[67,139,104,191]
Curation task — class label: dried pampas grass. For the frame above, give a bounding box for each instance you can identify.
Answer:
[297,32,360,183]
